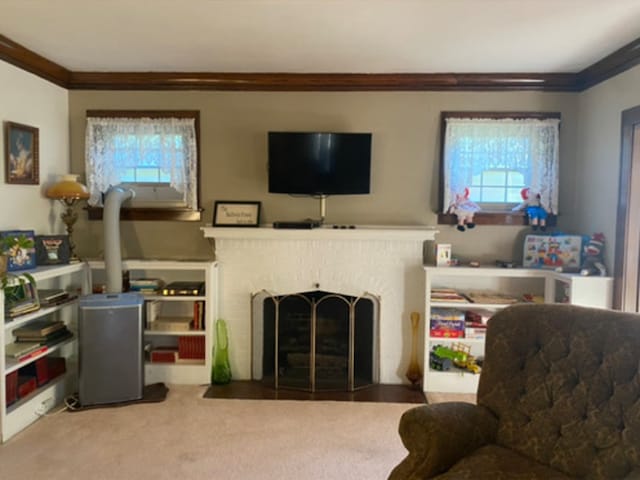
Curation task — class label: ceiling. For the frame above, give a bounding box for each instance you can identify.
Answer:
[1,0,640,75]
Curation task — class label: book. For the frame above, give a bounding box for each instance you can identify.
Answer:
[16,327,72,344]
[150,316,192,331]
[37,288,68,302]
[13,319,65,337]
[17,345,48,362]
[162,281,205,296]
[5,341,42,358]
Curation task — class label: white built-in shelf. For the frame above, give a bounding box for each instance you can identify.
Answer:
[201,225,439,242]
[4,299,78,331]
[144,330,205,336]
[4,337,76,375]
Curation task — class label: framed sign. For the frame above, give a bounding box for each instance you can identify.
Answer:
[4,121,39,185]
[35,235,71,265]
[213,201,261,227]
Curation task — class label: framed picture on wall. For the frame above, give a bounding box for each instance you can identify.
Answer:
[4,121,39,185]
[213,201,261,227]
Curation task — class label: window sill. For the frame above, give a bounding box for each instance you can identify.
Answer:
[87,207,203,222]
[437,212,557,227]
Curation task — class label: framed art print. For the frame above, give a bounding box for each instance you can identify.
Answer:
[4,121,39,185]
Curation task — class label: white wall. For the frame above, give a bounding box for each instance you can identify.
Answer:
[573,65,640,270]
[0,62,69,234]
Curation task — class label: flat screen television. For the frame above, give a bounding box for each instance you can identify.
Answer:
[268,132,372,195]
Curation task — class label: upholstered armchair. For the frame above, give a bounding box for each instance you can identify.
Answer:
[389,304,640,479]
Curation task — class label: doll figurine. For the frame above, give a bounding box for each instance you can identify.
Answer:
[513,187,548,231]
[447,188,480,232]
[580,233,607,276]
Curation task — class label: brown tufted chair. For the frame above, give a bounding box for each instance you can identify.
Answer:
[389,303,640,479]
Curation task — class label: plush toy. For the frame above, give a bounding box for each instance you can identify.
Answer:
[447,188,480,232]
[580,233,607,276]
[512,187,549,231]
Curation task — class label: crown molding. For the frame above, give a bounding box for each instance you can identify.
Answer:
[67,71,576,91]
[1,33,639,92]
[0,34,70,87]
[576,37,640,90]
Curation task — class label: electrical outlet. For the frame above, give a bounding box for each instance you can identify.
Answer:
[35,397,54,415]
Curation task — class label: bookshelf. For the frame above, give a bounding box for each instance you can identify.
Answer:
[88,260,218,385]
[423,266,613,395]
[1,262,90,443]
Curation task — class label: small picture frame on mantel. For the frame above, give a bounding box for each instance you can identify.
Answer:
[213,201,261,227]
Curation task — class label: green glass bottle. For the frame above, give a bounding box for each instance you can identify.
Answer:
[211,318,232,384]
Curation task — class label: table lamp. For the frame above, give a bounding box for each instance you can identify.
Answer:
[46,174,90,261]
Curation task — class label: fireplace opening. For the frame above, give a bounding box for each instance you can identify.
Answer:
[254,290,379,392]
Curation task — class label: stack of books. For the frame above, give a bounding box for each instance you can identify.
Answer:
[12,319,73,346]
[5,341,48,363]
[430,288,469,303]
[38,288,76,307]
[129,278,165,295]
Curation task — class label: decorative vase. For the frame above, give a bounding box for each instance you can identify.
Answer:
[405,311,423,389]
[211,318,232,384]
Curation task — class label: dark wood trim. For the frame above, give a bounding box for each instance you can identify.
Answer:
[1,31,640,91]
[87,207,203,222]
[438,212,557,227]
[576,37,640,91]
[68,72,577,91]
[613,105,640,311]
[0,34,70,87]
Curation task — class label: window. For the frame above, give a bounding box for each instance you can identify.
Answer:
[84,110,201,221]
[440,112,560,224]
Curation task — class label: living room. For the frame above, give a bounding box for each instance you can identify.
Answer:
[1,1,640,479]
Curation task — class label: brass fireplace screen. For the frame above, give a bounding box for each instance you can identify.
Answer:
[252,290,380,392]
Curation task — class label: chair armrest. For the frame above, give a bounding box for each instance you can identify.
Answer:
[388,402,498,480]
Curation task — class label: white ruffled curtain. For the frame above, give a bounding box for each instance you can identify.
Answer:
[443,117,560,213]
[85,117,198,208]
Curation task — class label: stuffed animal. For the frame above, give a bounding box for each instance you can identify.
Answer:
[512,187,549,231]
[447,188,480,232]
[580,233,607,276]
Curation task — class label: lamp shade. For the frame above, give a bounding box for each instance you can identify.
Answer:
[46,174,90,200]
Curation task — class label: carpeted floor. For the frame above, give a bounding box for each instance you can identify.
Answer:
[0,384,417,480]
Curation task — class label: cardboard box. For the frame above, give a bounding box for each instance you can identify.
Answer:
[523,234,583,270]
[430,308,465,337]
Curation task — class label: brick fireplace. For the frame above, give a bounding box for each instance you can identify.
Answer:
[201,226,437,384]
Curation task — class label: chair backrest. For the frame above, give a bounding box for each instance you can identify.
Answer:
[477,303,640,479]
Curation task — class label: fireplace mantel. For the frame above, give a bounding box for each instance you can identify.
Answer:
[201,225,438,385]
[201,225,438,242]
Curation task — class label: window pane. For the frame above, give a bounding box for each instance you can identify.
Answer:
[506,187,523,203]
[507,171,525,186]
[481,187,505,203]
[120,168,136,182]
[482,171,506,186]
[136,167,161,183]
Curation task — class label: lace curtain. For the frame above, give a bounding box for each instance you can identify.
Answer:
[442,117,560,213]
[85,116,198,208]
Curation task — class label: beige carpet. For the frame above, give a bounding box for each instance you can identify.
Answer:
[0,385,416,480]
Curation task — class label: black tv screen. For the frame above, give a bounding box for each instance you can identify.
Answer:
[268,132,372,195]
